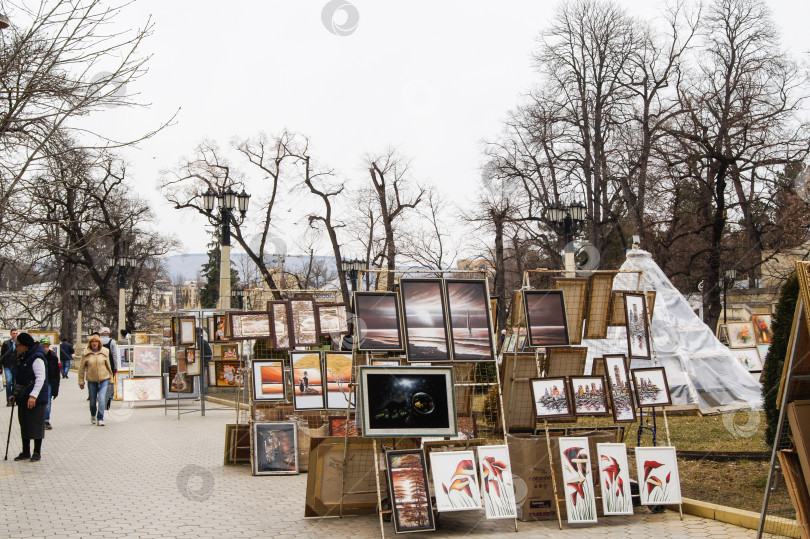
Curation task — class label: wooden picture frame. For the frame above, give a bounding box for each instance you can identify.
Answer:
[165,367,199,400]
[386,449,435,533]
[315,303,349,336]
[113,369,130,400]
[584,272,616,339]
[211,314,230,342]
[751,314,773,344]
[631,367,672,407]
[251,360,286,401]
[223,423,251,465]
[553,277,588,345]
[178,316,196,345]
[610,290,656,326]
[523,290,570,348]
[732,347,764,372]
[603,356,636,422]
[228,311,274,341]
[184,347,201,376]
[727,321,757,349]
[267,300,293,350]
[214,360,241,387]
[327,415,360,437]
[400,278,453,362]
[132,346,161,377]
[290,299,320,347]
[354,292,404,352]
[529,376,574,420]
[569,375,610,416]
[624,292,652,359]
[322,352,354,411]
[290,351,325,410]
[252,421,299,475]
[444,279,496,362]
[219,342,240,360]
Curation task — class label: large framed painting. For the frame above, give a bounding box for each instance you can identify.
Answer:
[477,444,517,520]
[751,314,773,344]
[252,422,299,476]
[569,376,609,416]
[251,360,286,401]
[386,450,435,533]
[290,299,320,347]
[444,279,496,362]
[529,377,574,420]
[122,377,163,402]
[523,290,570,347]
[178,316,196,345]
[399,279,452,362]
[215,360,241,387]
[322,352,354,411]
[726,321,756,349]
[429,450,482,512]
[132,346,161,377]
[354,292,403,351]
[603,356,636,422]
[624,292,651,359]
[290,351,325,410]
[211,314,230,342]
[165,366,199,399]
[359,366,456,437]
[559,437,598,524]
[635,446,682,505]
[228,311,273,340]
[631,367,672,407]
[733,347,763,372]
[596,443,633,515]
[267,301,293,350]
[316,303,349,336]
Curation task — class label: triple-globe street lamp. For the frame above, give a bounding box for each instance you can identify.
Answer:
[202,187,250,309]
[546,202,587,273]
[340,258,367,292]
[107,245,137,337]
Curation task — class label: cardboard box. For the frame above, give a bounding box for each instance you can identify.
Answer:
[787,399,810,497]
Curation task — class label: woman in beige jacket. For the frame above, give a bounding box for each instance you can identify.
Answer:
[77,335,113,426]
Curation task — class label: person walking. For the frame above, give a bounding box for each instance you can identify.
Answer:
[99,327,118,411]
[77,334,113,426]
[1,328,19,405]
[59,336,74,378]
[8,332,49,461]
[41,337,61,430]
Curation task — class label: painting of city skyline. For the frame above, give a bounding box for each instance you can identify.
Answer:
[523,290,570,347]
[400,279,451,361]
[355,292,403,351]
[444,279,495,361]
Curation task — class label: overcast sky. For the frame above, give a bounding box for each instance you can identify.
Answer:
[76,0,810,256]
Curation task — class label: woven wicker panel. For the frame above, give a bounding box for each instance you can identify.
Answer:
[584,272,617,338]
[501,353,542,431]
[509,289,526,328]
[609,291,657,326]
[545,347,588,377]
[553,278,588,345]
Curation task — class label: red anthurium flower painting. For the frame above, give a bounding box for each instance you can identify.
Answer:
[634,447,682,505]
[597,443,633,515]
[429,451,482,513]
[476,445,516,520]
[559,437,598,523]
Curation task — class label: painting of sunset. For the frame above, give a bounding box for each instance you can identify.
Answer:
[290,351,325,410]
[523,290,570,347]
[355,292,403,351]
[400,279,451,361]
[252,360,286,401]
[323,352,355,410]
[445,279,495,361]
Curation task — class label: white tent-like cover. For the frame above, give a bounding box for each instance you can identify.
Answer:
[582,249,763,413]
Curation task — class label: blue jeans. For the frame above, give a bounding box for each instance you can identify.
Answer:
[45,384,52,421]
[87,379,109,421]
[4,367,14,402]
[61,359,71,377]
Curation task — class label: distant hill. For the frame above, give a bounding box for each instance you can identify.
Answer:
[165,253,338,283]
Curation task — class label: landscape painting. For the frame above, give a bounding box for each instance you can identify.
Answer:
[400,279,452,361]
[316,303,349,335]
[635,446,682,505]
[444,279,495,361]
[322,352,355,410]
[429,450,482,512]
[624,293,651,359]
[597,443,633,515]
[386,450,435,533]
[291,351,325,410]
[252,422,299,476]
[290,299,320,346]
[268,301,292,350]
[251,360,286,401]
[359,366,456,437]
[569,376,609,416]
[631,367,672,407]
[229,311,273,340]
[477,445,517,519]
[354,292,403,351]
[603,356,636,422]
[559,437,598,524]
[529,377,573,420]
[523,290,569,347]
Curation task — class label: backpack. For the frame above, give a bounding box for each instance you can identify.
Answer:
[101,339,117,375]
[45,350,61,398]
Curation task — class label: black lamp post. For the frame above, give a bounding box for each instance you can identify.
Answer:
[70,288,91,345]
[107,243,137,336]
[231,288,246,310]
[546,202,587,272]
[15,317,26,330]
[202,187,250,309]
[340,258,366,292]
[723,268,737,325]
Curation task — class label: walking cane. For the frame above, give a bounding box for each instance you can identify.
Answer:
[4,401,14,461]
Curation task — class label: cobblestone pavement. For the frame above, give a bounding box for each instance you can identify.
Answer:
[0,380,775,538]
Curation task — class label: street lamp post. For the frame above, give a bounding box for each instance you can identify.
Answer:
[340,259,367,292]
[107,244,137,337]
[723,269,737,325]
[15,317,26,330]
[202,187,250,310]
[70,288,91,346]
[546,202,587,274]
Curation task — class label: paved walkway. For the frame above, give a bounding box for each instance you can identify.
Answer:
[0,380,775,538]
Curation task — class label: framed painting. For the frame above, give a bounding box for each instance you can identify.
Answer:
[371,359,401,366]
[211,314,229,342]
[751,314,773,344]
[228,311,273,340]
[224,423,251,465]
[635,446,682,505]
[327,416,360,437]
[603,356,636,422]
[400,279,452,362]
[444,279,496,362]
[529,377,574,420]
[252,422,299,475]
[165,367,199,399]
[354,292,403,351]
[727,321,756,349]
[132,346,161,377]
[523,290,570,348]
[290,351,325,410]
[477,444,517,520]
[220,343,240,360]
[215,360,241,387]
[757,344,770,364]
[122,377,163,402]
[609,291,656,326]
[113,370,130,400]
[267,301,293,350]
[359,366,457,437]
[132,332,149,345]
[717,324,730,345]
[596,443,633,515]
[631,367,672,407]
[386,450,435,533]
[429,450,482,512]
[569,376,609,416]
[559,437,598,523]
[624,292,651,359]
[315,303,349,336]
[251,360,286,401]
[119,346,132,370]
[322,352,354,411]
[290,299,320,347]
[178,316,196,345]
[184,347,201,376]
[733,347,763,372]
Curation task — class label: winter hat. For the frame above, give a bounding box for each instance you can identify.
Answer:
[40,336,51,344]
[16,332,36,348]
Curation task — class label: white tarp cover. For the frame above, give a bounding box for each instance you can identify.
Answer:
[582,249,763,413]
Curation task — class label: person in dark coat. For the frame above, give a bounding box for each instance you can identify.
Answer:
[41,337,61,430]
[1,328,19,405]
[8,332,49,461]
[59,336,74,378]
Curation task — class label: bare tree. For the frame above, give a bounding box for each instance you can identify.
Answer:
[399,188,460,270]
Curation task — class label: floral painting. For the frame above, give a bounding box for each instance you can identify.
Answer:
[386,450,435,533]
[634,447,682,505]
[429,451,482,512]
[751,314,773,344]
[727,321,756,349]
[121,377,162,402]
[477,445,517,519]
[734,348,763,372]
[596,443,633,515]
[558,437,598,523]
